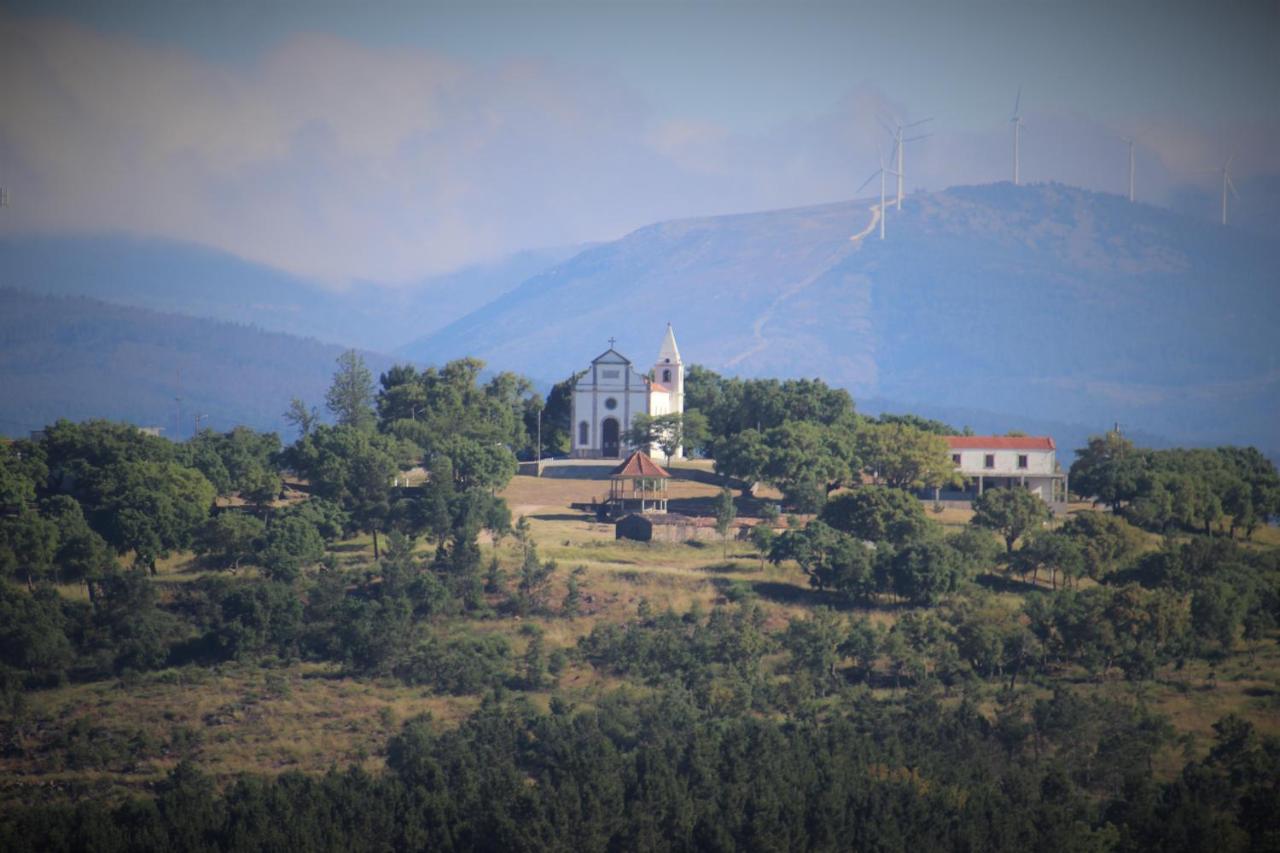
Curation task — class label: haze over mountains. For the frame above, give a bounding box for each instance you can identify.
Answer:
[0,290,397,438]
[0,237,579,353]
[408,183,1280,455]
[2,182,1277,459]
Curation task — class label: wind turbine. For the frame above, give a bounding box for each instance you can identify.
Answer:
[1121,136,1136,202]
[1010,86,1024,185]
[856,145,900,240]
[880,115,933,210]
[1216,157,1239,226]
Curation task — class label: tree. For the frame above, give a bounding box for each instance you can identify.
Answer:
[259,516,325,582]
[0,511,59,588]
[858,422,959,491]
[432,436,517,492]
[196,512,265,572]
[782,608,846,695]
[1070,430,1146,511]
[883,534,969,605]
[41,495,115,593]
[541,371,586,455]
[515,548,556,617]
[749,523,775,570]
[0,439,46,511]
[971,487,1051,553]
[771,521,876,603]
[714,487,737,558]
[326,350,376,430]
[713,428,770,495]
[283,425,407,559]
[758,421,858,511]
[283,397,318,438]
[93,461,216,573]
[1060,511,1144,580]
[820,487,931,545]
[1013,531,1085,589]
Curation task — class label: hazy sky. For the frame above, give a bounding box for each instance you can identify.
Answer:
[1,0,1276,285]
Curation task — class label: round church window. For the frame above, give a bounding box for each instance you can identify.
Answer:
[604,397,618,410]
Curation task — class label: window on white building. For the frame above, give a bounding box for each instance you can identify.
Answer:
[1017,454,1028,469]
[984,454,995,469]
[951,454,961,466]
[579,422,589,445]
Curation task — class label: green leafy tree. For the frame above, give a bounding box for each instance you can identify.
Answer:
[1013,530,1085,589]
[0,583,74,685]
[758,421,858,512]
[971,487,1051,553]
[782,608,846,695]
[259,516,325,582]
[713,428,770,494]
[771,520,876,603]
[41,495,116,593]
[540,371,586,455]
[0,439,47,511]
[283,397,318,438]
[820,487,932,544]
[749,522,775,570]
[883,534,969,605]
[283,425,408,558]
[93,461,216,574]
[0,511,59,588]
[326,349,376,430]
[196,512,265,572]
[858,422,960,491]
[1060,511,1145,580]
[1070,430,1146,511]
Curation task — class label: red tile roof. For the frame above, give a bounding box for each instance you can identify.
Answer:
[610,450,672,478]
[945,436,1056,451]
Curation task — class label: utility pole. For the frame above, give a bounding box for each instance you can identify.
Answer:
[193,413,207,434]
[1127,139,1135,202]
[536,405,543,477]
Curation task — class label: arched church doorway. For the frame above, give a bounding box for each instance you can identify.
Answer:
[601,418,620,458]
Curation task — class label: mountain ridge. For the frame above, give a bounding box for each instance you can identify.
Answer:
[404,182,1280,457]
[0,288,397,438]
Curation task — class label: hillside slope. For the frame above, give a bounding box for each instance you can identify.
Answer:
[0,236,577,352]
[0,290,395,437]
[404,184,1280,454]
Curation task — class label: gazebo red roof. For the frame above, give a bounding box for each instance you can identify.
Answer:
[610,450,672,479]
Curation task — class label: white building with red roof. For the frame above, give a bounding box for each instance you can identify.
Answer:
[570,325,684,460]
[941,435,1068,510]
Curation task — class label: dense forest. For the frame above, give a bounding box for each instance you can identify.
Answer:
[1,352,1278,851]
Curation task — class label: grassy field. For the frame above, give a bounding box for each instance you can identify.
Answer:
[4,472,1278,804]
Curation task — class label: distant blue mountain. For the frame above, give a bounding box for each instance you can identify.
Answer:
[0,289,396,438]
[0,235,578,352]
[405,183,1280,457]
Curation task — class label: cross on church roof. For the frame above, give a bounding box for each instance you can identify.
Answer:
[608,336,616,348]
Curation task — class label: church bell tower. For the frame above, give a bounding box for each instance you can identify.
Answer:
[654,323,683,415]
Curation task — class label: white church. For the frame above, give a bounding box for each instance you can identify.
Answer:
[570,325,684,459]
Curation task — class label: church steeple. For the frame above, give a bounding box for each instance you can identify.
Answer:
[657,323,681,365]
[652,323,684,423]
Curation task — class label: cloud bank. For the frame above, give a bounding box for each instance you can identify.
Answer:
[0,13,1275,286]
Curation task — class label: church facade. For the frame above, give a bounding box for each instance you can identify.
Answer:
[570,325,684,459]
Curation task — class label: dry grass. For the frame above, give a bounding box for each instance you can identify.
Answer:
[8,471,1277,801]
[1,663,480,801]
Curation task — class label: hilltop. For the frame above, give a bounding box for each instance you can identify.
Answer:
[404,183,1280,456]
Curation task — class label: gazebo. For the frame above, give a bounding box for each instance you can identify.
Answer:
[607,450,671,514]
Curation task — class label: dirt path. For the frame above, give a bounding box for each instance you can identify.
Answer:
[723,198,881,368]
